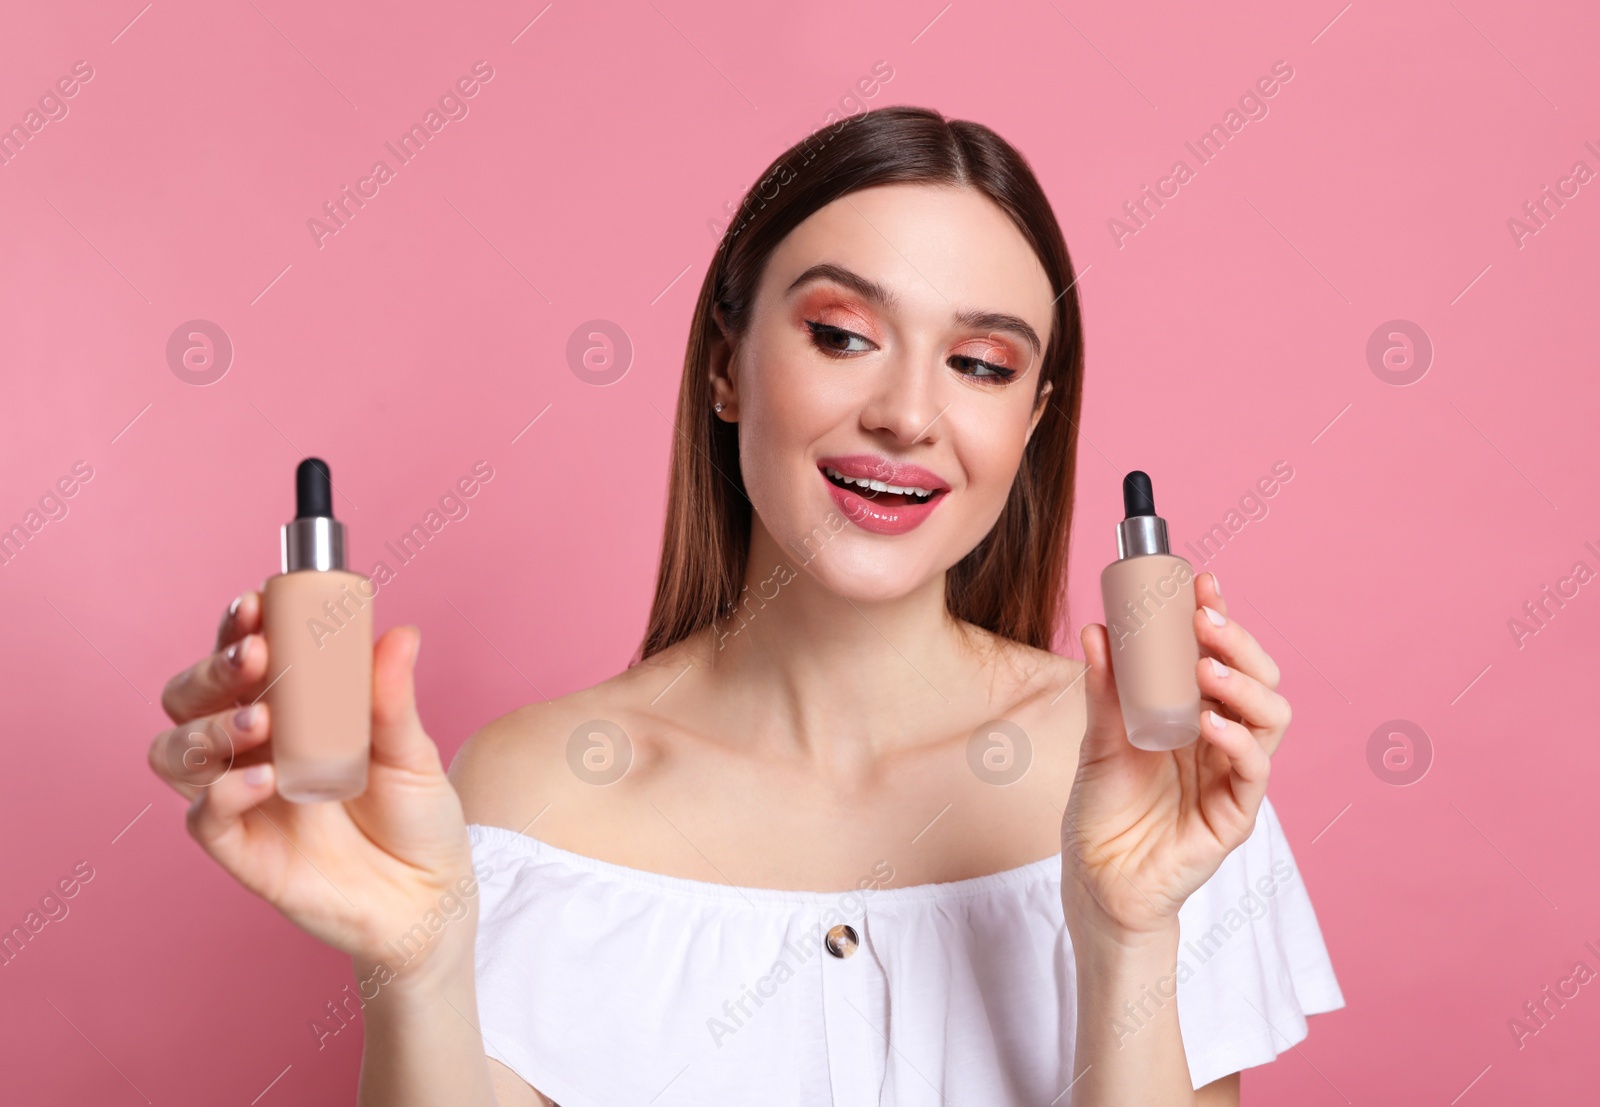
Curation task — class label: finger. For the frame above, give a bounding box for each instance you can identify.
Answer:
[1194,602,1281,691]
[370,625,441,775]
[186,760,278,870]
[214,590,263,654]
[1197,656,1290,756]
[1077,623,1136,762]
[1198,707,1270,835]
[149,700,272,795]
[161,632,268,723]
[1195,571,1224,620]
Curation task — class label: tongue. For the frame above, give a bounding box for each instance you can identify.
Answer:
[866,490,918,507]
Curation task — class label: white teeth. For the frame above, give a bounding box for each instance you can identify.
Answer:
[824,467,935,498]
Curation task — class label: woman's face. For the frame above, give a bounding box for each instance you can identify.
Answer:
[714,182,1058,603]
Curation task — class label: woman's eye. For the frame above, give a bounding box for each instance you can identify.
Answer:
[950,355,1016,382]
[805,322,1015,382]
[805,321,873,355]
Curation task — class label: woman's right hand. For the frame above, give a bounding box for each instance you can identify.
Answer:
[148,590,476,977]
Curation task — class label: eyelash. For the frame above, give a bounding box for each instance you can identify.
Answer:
[803,321,1017,383]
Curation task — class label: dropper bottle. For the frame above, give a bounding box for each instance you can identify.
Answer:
[1098,471,1202,751]
[262,458,373,801]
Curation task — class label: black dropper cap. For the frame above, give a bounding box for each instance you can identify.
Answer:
[1113,470,1169,558]
[295,457,335,519]
[1122,470,1156,518]
[282,457,346,572]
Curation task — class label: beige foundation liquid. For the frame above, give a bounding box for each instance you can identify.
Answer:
[1099,471,1202,751]
[263,458,373,802]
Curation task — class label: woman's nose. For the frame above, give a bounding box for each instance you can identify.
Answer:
[858,350,948,446]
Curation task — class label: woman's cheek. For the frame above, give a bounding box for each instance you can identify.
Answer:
[956,438,1027,532]
[736,416,810,541]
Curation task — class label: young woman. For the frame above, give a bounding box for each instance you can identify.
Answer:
[149,106,1342,1105]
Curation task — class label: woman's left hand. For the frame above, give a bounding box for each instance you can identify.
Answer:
[1062,571,1290,939]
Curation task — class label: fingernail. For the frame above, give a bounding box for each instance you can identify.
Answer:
[1202,605,1226,628]
[1210,572,1221,595]
[233,703,259,731]
[1210,657,1230,678]
[225,639,247,667]
[1206,709,1227,732]
[228,594,243,619]
[244,763,271,786]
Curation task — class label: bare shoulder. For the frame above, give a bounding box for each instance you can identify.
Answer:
[963,625,1086,720]
[447,645,693,832]
[969,629,1089,779]
[445,696,571,830]
[1010,639,1087,699]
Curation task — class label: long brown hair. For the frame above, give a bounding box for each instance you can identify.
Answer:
[640,105,1085,660]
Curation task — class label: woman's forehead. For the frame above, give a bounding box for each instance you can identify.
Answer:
[761,183,1055,340]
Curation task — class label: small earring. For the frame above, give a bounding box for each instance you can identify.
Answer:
[714,402,725,413]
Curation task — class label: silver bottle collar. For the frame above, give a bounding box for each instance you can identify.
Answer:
[1115,514,1170,559]
[281,516,346,572]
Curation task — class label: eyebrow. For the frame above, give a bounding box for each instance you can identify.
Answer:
[785,262,1044,360]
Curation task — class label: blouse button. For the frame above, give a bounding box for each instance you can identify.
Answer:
[824,923,859,959]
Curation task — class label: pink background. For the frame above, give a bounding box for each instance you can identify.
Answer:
[3,0,1597,1102]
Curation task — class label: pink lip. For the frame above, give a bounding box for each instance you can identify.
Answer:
[817,455,950,536]
[818,455,951,491]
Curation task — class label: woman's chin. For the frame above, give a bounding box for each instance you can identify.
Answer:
[795,549,941,606]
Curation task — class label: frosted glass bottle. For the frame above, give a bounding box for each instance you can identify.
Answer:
[1099,471,1202,752]
[263,458,372,802]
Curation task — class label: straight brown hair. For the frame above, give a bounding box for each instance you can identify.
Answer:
[639,105,1085,660]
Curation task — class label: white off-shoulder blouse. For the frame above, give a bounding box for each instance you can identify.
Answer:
[466,794,1343,1106]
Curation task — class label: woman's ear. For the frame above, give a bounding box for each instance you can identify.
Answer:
[709,304,740,421]
[1024,379,1054,443]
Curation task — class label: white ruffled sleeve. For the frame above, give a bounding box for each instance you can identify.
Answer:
[466,825,552,1093]
[1174,793,1345,1088]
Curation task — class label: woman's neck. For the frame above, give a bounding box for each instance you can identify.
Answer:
[693,520,999,774]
